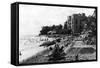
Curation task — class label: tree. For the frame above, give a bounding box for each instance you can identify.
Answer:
[58,24,63,29]
[39,26,50,35]
[48,44,66,61]
[52,25,56,30]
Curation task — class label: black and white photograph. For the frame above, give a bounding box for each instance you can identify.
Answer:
[18,3,97,64]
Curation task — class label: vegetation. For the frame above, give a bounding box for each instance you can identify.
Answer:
[39,24,72,35]
[48,44,66,61]
[39,10,96,37]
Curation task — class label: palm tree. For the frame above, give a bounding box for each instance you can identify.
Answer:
[48,44,66,61]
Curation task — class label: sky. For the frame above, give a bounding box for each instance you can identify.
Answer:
[19,4,95,36]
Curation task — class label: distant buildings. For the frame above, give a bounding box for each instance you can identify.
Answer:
[40,10,96,36]
[67,16,72,30]
[65,13,87,35]
[71,14,81,34]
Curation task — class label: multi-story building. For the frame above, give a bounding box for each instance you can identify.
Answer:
[66,13,87,35]
[71,14,81,34]
[67,16,72,30]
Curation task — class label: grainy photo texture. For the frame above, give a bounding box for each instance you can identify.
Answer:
[19,4,97,64]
